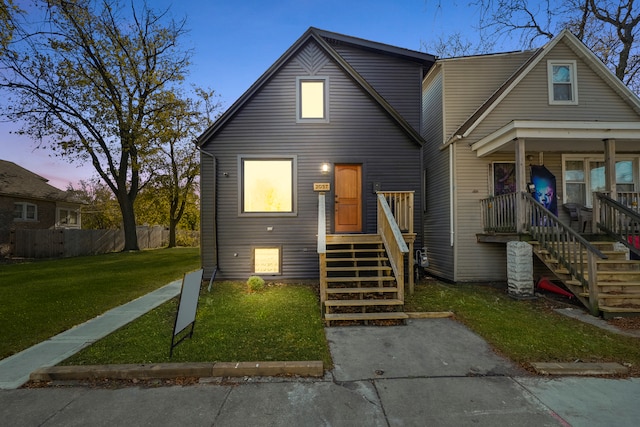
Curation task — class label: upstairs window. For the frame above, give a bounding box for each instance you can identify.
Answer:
[548,60,578,105]
[297,77,329,122]
[13,202,37,221]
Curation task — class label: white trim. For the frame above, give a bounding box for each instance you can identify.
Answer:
[561,154,638,206]
[547,60,578,105]
[471,120,640,157]
[13,202,37,222]
[456,30,640,141]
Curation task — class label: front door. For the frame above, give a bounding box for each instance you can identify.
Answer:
[334,164,362,233]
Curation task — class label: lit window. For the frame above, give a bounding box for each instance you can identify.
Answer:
[548,60,578,105]
[240,157,296,215]
[13,202,37,221]
[253,247,281,274]
[297,77,329,122]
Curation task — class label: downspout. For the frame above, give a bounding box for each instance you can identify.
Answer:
[196,146,218,285]
[449,143,455,246]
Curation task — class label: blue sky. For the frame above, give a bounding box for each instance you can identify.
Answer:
[1,0,516,189]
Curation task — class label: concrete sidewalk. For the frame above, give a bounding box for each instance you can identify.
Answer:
[0,279,183,389]
[2,282,640,426]
[1,317,639,426]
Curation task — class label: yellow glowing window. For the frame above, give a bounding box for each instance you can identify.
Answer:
[300,81,325,118]
[297,77,328,122]
[254,247,281,274]
[242,159,293,213]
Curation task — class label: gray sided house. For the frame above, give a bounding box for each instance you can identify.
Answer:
[201,27,640,319]
[198,28,435,282]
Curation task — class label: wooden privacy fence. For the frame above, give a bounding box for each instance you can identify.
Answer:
[10,226,199,259]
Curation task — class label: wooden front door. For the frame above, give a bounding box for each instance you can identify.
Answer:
[334,164,362,233]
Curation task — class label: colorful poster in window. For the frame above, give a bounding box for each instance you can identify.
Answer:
[530,165,558,216]
[493,163,516,195]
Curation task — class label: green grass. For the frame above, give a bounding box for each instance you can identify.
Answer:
[406,280,640,373]
[0,247,199,359]
[62,282,332,367]
[4,254,638,375]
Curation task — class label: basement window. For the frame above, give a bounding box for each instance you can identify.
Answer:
[253,247,281,275]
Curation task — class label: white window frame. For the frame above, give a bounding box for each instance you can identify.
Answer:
[238,155,297,217]
[296,76,329,123]
[13,202,37,221]
[547,60,578,105]
[562,154,638,206]
[57,206,80,228]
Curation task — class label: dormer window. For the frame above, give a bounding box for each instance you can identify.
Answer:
[548,60,578,105]
[297,76,329,122]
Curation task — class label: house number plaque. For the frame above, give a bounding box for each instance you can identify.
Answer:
[314,183,330,192]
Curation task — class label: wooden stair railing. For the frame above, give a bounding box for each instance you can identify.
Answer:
[523,192,608,315]
[595,192,640,259]
[317,193,411,325]
[480,192,640,317]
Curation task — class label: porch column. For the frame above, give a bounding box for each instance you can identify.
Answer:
[603,139,616,201]
[596,139,616,234]
[515,138,527,233]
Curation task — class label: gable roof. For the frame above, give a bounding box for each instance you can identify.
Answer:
[0,160,81,204]
[198,27,435,146]
[447,29,640,145]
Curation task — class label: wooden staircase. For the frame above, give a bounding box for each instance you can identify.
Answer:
[320,234,408,326]
[532,240,640,318]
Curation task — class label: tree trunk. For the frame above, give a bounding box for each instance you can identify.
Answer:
[120,195,139,251]
[168,216,177,248]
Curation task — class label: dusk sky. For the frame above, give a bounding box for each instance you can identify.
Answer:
[1,0,523,190]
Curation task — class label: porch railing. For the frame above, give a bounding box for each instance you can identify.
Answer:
[378,191,414,233]
[377,194,409,299]
[615,191,640,213]
[480,192,519,233]
[480,192,607,314]
[595,192,640,258]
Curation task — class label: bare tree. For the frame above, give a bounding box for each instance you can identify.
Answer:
[472,0,640,92]
[422,31,496,58]
[0,0,192,250]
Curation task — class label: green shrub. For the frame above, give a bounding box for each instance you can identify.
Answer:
[247,275,265,292]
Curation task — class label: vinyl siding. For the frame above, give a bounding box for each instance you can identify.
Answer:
[442,51,536,141]
[448,39,640,282]
[331,43,424,130]
[421,70,454,280]
[466,41,639,144]
[201,40,422,280]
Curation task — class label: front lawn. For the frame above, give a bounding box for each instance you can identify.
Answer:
[0,248,200,359]
[61,281,332,367]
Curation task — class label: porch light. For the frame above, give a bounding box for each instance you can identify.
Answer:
[321,163,331,174]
